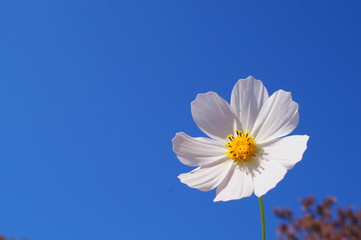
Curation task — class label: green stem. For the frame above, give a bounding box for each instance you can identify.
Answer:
[259,196,266,240]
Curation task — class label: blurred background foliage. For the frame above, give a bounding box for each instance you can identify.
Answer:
[274,197,361,240]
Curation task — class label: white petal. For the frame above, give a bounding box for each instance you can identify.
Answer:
[172,132,227,167]
[191,92,239,141]
[214,163,254,202]
[252,157,287,197]
[252,90,299,144]
[261,135,309,170]
[178,160,233,192]
[230,76,269,131]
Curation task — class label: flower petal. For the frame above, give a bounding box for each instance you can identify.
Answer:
[178,160,233,192]
[252,157,287,197]
[172,132,227,167]
[230,76,269,131]
[214,163,254,202]
[261,135,309,170]
[191,92,238,141]
[252,90,299,144]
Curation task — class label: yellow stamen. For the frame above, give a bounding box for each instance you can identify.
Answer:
[224,129,257,162]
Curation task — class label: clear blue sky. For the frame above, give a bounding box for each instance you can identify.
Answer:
[0,0,360,239]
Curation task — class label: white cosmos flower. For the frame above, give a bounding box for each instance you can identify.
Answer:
[172,76,309,202]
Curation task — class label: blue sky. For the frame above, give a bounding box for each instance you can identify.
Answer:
[0,0,360,239]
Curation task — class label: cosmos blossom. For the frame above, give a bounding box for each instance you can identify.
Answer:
[172,76,309,202]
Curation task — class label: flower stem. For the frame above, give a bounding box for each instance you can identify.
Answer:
[259,196,266,240]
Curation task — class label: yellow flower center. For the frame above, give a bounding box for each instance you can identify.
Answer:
[224,130,257,162]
